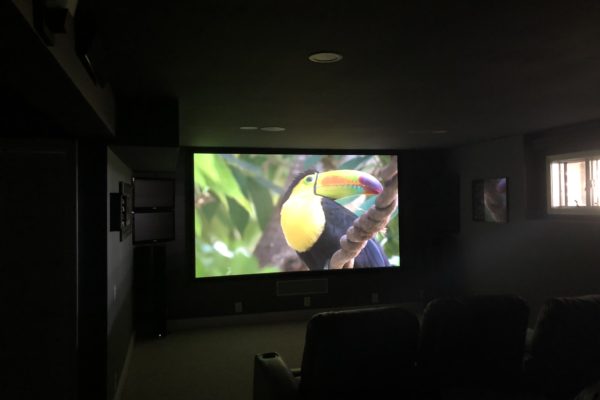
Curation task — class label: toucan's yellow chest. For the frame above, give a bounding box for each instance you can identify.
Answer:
[280,192,325,252]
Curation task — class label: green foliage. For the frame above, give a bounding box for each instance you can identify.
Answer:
[339,155,371,170]
[383,214,400,266]
[303,155,322,170]
[195,240,280,277]
[247,180,274,231]
[194,153,293,277]
[194,153,253,214]
[335,194,398,220]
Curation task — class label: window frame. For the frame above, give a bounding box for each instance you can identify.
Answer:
[546,150,600,215]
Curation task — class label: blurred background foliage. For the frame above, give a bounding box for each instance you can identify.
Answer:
[194,153,400,277]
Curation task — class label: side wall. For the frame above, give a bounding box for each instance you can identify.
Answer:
[448,132,600,322]
[0,139,77,399]
[77,142,108,400]
[107,149,134,400]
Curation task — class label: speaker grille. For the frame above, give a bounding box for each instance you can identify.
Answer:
[276,279,328,296]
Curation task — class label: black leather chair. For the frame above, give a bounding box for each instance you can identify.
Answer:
[526,294,600,400]
[253,306,420,400]
[418,295,530,399]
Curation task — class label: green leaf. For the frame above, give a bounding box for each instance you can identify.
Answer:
[247,178,274,231]
[227,251,283,275]
[201,199,220,222]
[222,154,264,175]
[335,194,375,216]
[196,239,230,277]
[231,251,260,275]
[384,214,400,263]
[242,216,263,251]
[303,155,323,170]
[211,207,235,245]
[194,156,209,189]
[195,153,254,214]
[339,155,370,170]
[336,193,398,219]
[195,208,202,239]
[228,197,249,237]
[223,154,285,194]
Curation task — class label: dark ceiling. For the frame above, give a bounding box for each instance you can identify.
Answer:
[91,0,600,150]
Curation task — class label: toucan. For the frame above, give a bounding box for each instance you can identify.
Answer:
[280,169,391,270]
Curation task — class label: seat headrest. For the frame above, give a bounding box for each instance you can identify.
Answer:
[419,295,530,387]
[299,306,420,398]
[532,294,600,363]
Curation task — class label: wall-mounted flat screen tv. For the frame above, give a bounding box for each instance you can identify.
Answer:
[193,152,399,278]
[133,211,175,244]
[133,178,175,210]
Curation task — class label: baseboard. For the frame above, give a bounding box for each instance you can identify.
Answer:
[167,301,425,331]
[113,332,136,400]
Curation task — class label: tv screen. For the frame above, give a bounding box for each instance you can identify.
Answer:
[193,152,399,278]
[133,211,175,243]
[133,178,175,209]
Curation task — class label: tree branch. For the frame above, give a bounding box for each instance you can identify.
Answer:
[329,156,398,269]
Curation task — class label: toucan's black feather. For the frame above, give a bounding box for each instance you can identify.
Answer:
[280,169,317,205]
[298,197,390,269]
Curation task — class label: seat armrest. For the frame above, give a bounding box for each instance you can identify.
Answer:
[253,352,301,400]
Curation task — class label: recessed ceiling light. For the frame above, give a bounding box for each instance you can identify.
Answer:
[239,126,259,130]
[260,127,286,132]
[407,129,448,135]
[308,52,343,64]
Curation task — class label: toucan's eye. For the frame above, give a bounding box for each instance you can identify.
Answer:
[306,176,314,183]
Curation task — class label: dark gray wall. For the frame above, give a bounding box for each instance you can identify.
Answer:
[448,131,600,323]
[107,149,134,400]
[0,140,77,399]
[0,137,114,400]
[77,142,108,400]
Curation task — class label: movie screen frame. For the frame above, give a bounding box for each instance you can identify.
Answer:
[192,150,400,279]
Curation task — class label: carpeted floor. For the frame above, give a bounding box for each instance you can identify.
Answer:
[120,318,308,400]
[119,303,424,400]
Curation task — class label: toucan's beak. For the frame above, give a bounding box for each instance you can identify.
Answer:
[314,169,383,199]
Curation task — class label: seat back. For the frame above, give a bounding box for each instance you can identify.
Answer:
[418,295,530,391]
[527,295,600,400]
[298,306,420,399]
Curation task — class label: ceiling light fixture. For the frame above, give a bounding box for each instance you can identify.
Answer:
[308,52,343,64]
[239,126,259,130]
[260,127,286,132]
[407,129,449,135]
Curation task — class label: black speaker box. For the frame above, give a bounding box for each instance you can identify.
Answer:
[134,245,167,338]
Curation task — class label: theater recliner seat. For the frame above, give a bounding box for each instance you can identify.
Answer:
[253,306,420,400]
[526,294,600,400]
[418,295,530,399]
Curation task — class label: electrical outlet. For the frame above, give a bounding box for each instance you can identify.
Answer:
[371,292,379,304]
[234,302,243,313]
[303,296,311,307]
